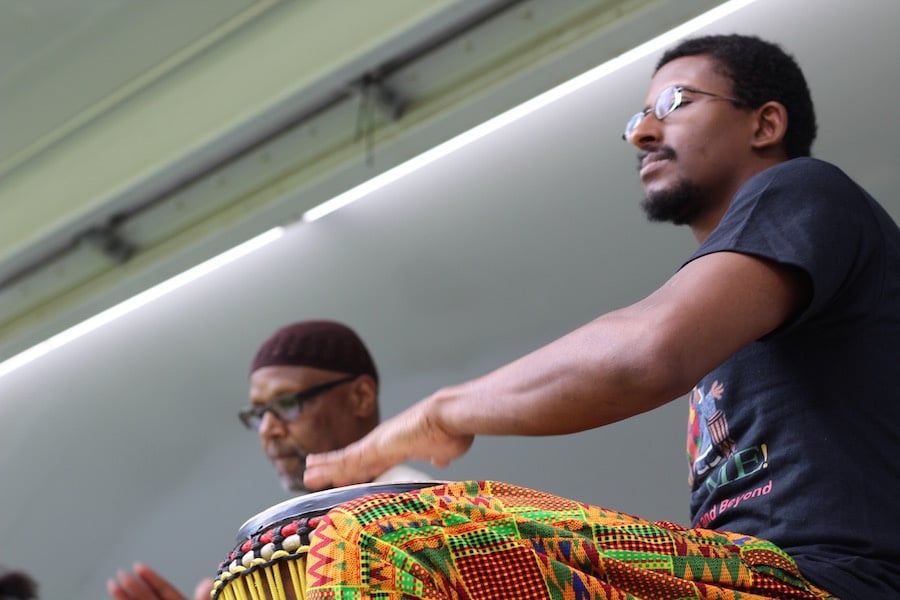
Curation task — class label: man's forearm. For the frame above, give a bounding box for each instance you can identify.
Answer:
[429,308,688,437]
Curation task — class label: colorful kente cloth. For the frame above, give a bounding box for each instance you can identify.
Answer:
[305,480,836,600]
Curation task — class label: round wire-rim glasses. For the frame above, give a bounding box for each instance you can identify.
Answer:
[622,85,741,140]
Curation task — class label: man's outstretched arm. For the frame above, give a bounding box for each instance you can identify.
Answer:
[305,251,807,489]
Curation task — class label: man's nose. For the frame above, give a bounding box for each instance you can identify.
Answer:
[258,410,286,437]
[627,113,662,147]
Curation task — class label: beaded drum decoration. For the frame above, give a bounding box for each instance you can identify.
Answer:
[211,481,438,600]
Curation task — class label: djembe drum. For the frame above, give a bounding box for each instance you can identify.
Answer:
[210,481,439,600]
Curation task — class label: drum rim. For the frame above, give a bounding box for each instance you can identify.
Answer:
[235,480,444,541]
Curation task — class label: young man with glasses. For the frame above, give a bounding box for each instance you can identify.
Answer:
[302,35,900,598]
[107,320,430,600]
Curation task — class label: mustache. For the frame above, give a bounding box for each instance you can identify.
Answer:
[266,443,307,462]
[637,146,676,171]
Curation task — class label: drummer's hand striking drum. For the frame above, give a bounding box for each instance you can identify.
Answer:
[210,481,438,600]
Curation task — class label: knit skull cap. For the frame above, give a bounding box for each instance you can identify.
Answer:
[250,320,378,383]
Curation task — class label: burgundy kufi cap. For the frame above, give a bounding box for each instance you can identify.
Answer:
[250,320,378,383]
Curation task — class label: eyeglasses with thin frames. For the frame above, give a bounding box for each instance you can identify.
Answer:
[622,85,741,141]
[239,375,357,430]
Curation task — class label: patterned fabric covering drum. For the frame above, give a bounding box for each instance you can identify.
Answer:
[214,480,836,599]
[211,481,440,600]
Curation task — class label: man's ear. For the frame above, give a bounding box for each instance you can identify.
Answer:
[348,375,378,418]
[751,100,788,152]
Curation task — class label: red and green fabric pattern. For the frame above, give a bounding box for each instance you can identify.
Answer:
[305,480,835,600]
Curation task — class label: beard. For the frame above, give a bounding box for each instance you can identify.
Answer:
[271,447,309,493]
[640,177,705,225]
[637,146,706,226]
[279,469,308,493]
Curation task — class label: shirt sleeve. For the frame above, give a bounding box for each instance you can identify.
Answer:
[683,158,875,328]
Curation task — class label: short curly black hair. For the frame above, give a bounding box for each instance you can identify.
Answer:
[656,34,816,158]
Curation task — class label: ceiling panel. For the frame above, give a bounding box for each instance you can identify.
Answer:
[0,0,726,364]
[0,0,276,173]
[0,0,485,268]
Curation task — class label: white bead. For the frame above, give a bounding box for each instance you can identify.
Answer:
[241,551,255,567]
[261,543,276,560]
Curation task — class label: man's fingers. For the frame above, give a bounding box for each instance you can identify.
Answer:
[305,442,388,490]
[107,577,131,600]
[304,447,366,490]
[303,448,341,490]
[111,569,153,598]
[105,564,187,600]
[133,563,187,600]
[303,447,339,468]
[302,464,332,491]
[193,578,214,600]
[304,403,471,489]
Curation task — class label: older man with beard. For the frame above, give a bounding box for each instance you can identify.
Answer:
[245,320,431,492]
[107,320,429,600]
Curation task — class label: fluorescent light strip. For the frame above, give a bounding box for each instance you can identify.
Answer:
[0,227,284,378]
[302,0,756,222]
[0,0,755,379]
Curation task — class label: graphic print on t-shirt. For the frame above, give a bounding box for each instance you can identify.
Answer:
[687,380,736,485]
[688,379,773,529]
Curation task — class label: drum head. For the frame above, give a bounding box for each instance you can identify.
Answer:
[236,480,441,541]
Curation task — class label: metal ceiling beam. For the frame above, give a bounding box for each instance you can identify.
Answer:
[0,0,728,363]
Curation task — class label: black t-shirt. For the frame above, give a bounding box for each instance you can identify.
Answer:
[683,158,900,598]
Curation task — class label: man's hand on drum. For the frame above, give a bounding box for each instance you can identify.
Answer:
[107,563,213,600]
[304,394,473,489]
